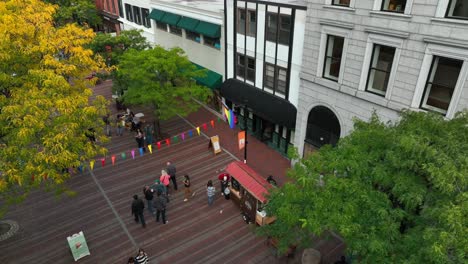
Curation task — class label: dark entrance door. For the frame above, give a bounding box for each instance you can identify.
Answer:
[304,106,341,157]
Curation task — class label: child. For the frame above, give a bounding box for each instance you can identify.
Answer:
[183,175,191,202]
[207,180,215,206]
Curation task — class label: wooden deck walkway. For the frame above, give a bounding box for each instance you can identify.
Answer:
[0,81,285,264]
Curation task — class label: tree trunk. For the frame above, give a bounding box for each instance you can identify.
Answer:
[153,104,162,140]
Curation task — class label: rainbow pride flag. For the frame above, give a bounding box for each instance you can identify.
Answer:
[223,104,235,129]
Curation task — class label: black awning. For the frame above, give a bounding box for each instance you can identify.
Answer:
[220,78,297,129]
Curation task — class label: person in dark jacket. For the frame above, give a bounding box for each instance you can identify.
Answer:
[131,195,146,228]
[166,161,177,191]
[154,190,167,224]
[143,186,154,215]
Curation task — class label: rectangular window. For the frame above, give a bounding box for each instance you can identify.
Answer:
[381,0,407,13]
[264,63,287,95]
[237,53,255,82]
[204,36,220,49]
[157,22,167,31]
[323,35,344,81]
[266,13,291,46]
[141,8,150,28]
[421,56,463,114]
[366,44,396,96]
[169,25,182,36]
[237,9,256,37]
[125,4,133,22]
[332,0,351,6]
[186,31,200,42]
[446,0,468,20]
[133,6,141,25]
[118,0,124,18]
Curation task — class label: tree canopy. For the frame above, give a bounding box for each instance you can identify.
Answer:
[113,46,212,137]
[44,0,101,27]
[0,0,108,216]
[259,111,468,263]
[88,29,150,66]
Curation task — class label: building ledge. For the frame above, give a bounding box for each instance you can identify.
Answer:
[431,17,468,26]
[369,10,412,19]
[322,5,356,13]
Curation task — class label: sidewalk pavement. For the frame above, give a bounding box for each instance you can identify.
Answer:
[185,103,292,186]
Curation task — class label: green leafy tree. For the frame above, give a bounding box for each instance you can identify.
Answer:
[88,29,150,67]
[258,111,468,263]
[114,46,212,138]
[0,0,108,217]
[44,0,101,27]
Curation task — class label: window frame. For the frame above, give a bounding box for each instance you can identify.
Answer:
[237,8,257,37]
[118,0,124,18]
[236,53,256,82]
[358,34,403,99]
[185,30,201,42]
[265,12,291,46]
[317,26,350,85]
[125,3,133,22]
[132,6,141,25]
[141,8,151,28]
[411,44,468,118]
[323,35,345,82]
[372,0,414,15]
[156,22,168,32]
[365,44,396,96]
[203,36,221,49]
[169,25,182,36]
[264,62,288,96]
[445,0,468,20]
[324,0,355,8]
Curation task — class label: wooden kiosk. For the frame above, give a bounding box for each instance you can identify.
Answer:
[225,161,276,226]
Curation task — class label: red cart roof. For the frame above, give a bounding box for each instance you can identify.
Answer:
[225,161,271,203]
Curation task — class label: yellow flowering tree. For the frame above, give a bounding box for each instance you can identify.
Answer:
[0,0,108,216]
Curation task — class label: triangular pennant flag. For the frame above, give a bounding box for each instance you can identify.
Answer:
[139,147,144,156]
[148,144,153,154]
[90,160,95,170]
[210,120,215,128]
[157,141,161,149]
[166,138,170,146]
[188,130,193,137]
[121,152,126,160]
[78,165,83,173]
[101,158,105,167]
[173,135,178,143]
[181,133,185,140]
[111,155,116,165]
[31,174,35,182]
[203,123,207,131]
[44,174,48,180]
[196,127,200,135]
[131,149,135,159]
[217,117,221,122]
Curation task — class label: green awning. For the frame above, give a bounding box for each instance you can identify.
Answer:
[160,12,181,26]
[148,9,166,22]
[194,21,221,38]
[177,17,200,32]
[193,63,223,90]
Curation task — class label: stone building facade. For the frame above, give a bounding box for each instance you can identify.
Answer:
[295,0,468,157]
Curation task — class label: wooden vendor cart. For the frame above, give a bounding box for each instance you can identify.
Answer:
[225,161,276,226]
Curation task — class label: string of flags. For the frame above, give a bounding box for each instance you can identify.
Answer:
[79,118,224,172]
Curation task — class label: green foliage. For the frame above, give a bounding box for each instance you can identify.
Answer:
[88,29,150,66]
[44,0,101,27]
[114,46,212,121]
[258,111,468,263]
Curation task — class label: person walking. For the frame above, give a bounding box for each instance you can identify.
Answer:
[166,161,178,191]
[103,113,112,136]
[160,170,171,195]
[207,180,215,206]
[143,186,154,215]
[131,195,146,228]
[144,123,154,147]
[218,173,230,199]
[135,129,145,152]
[154,190,167,224]
[135,248,149,264]
[153,179,169,203]
[183,175,192,202]
[116,115,125,136]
